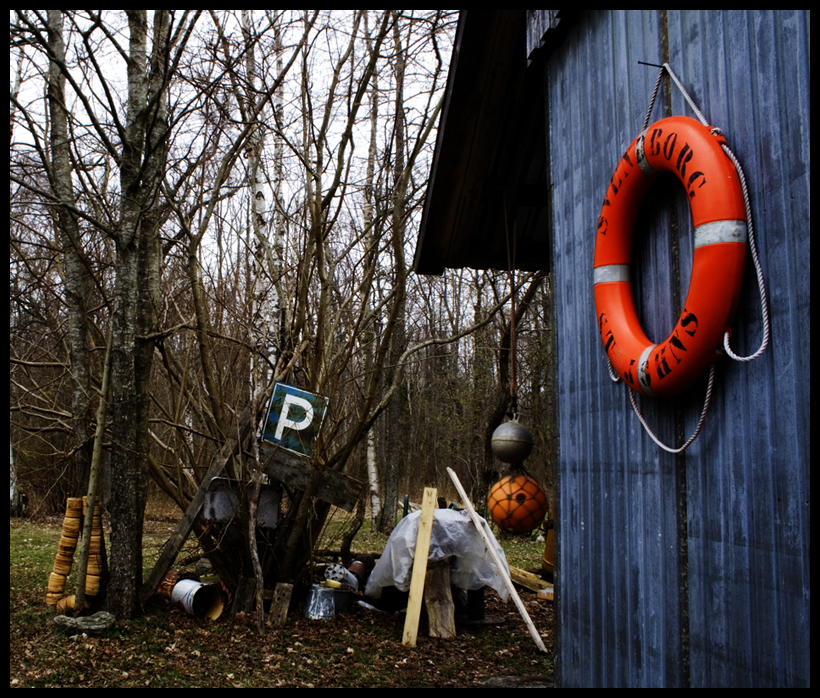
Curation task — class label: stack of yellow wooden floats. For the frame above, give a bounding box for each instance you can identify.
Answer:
[46,497,104,611]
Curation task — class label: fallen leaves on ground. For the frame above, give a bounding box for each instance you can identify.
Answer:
[10,588,553,688]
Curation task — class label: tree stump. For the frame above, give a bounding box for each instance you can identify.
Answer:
[268,582,293,626]
[424,558,456,639]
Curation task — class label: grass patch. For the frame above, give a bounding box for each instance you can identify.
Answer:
[10,506,553,688]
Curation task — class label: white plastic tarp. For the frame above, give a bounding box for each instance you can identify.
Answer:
[365,508,510,601]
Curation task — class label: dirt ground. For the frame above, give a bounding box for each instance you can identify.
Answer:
[12,589,553,688]
[11,516,554,687]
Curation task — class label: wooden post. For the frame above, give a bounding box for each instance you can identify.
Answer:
[231,575,257,616]
[402,487,437,647]
[268,582,293,626]
[424,558,456,639]
[446,467,547,653]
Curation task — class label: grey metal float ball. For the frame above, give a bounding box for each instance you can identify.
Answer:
[491,419,533,464]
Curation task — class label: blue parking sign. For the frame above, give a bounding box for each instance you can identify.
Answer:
[262,383,328,457]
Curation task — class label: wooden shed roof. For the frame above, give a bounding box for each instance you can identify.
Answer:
[413,10,550,275]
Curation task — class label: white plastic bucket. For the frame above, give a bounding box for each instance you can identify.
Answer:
[171,579,224,620]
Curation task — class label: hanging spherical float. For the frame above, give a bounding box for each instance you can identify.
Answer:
[487,473,548,534]
[490,418,533,465]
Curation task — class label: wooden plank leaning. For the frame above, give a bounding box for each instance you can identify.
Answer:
[402,487,437,647]
[140,407,252,606]
[446,467,547,654]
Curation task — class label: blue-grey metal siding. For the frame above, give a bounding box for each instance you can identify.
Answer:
[542,10,810,687]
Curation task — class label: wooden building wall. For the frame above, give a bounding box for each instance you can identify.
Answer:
[536,10,810,687]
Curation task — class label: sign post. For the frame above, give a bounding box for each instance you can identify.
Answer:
[260,383,362,512]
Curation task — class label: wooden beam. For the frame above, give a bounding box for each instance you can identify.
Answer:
[509,565,551,592]
[402,487,437,647]
[140,408,252,606]
[262,444,362,512]
[446,467,547,653]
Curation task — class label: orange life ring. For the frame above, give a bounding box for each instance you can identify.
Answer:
[594,116,747,397]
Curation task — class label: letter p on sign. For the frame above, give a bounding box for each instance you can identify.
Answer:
[263,383,328,457]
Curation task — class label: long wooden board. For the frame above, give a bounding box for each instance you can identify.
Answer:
[402,487,437,647]
[140,408,252,605]
[446,467,547,653]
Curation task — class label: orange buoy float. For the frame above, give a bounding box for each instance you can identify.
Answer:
[594,116,747,396]
[488,474,548,534]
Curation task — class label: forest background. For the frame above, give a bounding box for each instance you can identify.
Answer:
[10,10,555,618]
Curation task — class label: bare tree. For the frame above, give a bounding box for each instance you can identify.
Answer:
[12,10,242,615]
[11,10,553,611]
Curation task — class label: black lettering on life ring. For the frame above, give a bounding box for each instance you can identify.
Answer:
[680,312,698,337]
[676,143,694,179]
[663,132,678,160]
[625,358,636,385]
[687,171,706,196]
[599,313,616,353]
[609,172,621,196]
[649,128,663,156]
[669,334,687,364]
[656,354,673,380]
[670,334,687,352]
[608,153,634,198]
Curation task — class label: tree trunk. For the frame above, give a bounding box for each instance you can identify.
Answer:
[363,12,382,529]
[376,13,408,533]
[47,10,93,498]
[106,10,171,618]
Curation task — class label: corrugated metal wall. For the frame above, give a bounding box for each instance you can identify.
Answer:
[541,10,810,687]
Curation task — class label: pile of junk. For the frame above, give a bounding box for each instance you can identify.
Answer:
[306,507,514,621]
[161,502,553,629]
